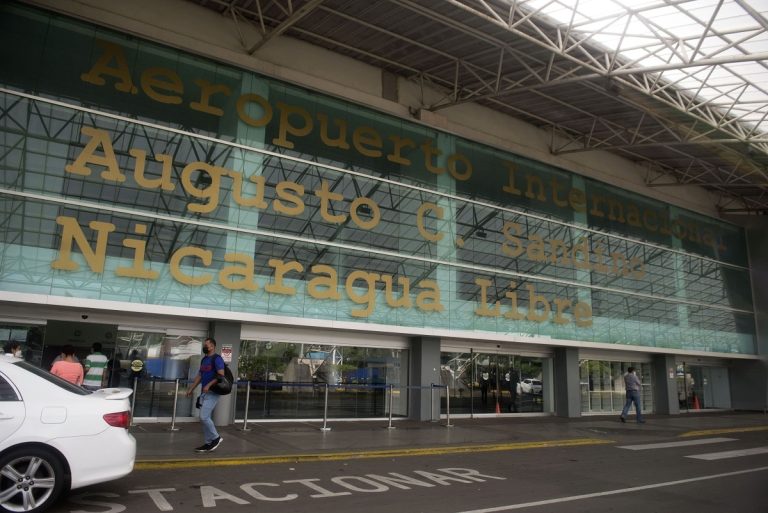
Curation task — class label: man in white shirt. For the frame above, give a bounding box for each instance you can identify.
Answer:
[84,342,108,391]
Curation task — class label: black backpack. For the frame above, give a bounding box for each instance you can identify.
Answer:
[210,354,234,395]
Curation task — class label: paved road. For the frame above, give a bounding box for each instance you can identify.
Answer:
[51,425,767,513]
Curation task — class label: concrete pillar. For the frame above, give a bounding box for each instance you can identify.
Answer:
[726,216,767,410]
[553,347,580,418]
[541,357,554,413]
[209,321,241,426]
[730,359,768,411]
[652,354,679,415]
[408,337,441,421]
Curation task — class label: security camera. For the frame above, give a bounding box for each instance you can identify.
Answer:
[81,314,88,320]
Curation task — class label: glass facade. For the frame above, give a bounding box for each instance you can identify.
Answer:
[0,324,45,363]
[440,351,546,414]
[235,340,407,419]
[0,0,758,417]
[0,321,205,418]
[676,363,731,411]
[579,360,653,414]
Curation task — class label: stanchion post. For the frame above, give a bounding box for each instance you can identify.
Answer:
[319,383,331,431]
[130,377,138,426]
[241,380,252,432]
[167,378,181,432]
[430,384,436,422]
[445,384,453,428]
[386,384,396,430]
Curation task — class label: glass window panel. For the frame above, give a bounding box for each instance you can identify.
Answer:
[580,359,653,415]
[440,351,547,414]
[236,340,407,420]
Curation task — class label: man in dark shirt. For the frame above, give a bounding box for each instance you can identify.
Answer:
[619,367,645,424]
[186,337,225,452]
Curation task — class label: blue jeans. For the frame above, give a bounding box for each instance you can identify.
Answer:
[199,392,220,444]
[621,389,643,421]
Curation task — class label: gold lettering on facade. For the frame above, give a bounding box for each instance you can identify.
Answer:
[475,277,593,327]
[50,217,446,318]
[51,216,114,273]
[416,202,444,243]
[65,126,126,182]
[115,223,159,279]
[169,246,213,286]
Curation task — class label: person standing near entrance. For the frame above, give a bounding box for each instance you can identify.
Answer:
[51,345,84,385]
[84,343,108,391]
[620,367,645,424]
[506,370,518,413]
[4,342,22,359]
[186,337,225,453]
[479,369,490,407]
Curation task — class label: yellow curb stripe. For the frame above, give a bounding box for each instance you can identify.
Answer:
[135,438,612,470]
[679,425,768,438]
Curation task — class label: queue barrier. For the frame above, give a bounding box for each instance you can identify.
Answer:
[128,377,456,431]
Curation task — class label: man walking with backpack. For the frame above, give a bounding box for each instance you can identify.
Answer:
[186,337,225,452]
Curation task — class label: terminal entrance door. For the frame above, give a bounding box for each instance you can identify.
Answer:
[676,363,731,411]
[40,320,118,370]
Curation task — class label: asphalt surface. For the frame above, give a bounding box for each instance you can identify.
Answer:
[130,411,768,464]
[49,412,768,513]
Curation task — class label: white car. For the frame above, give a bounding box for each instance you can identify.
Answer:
[0,356,135,513]
[517,378,543,395]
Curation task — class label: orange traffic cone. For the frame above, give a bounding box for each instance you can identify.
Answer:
[692,394,701,410]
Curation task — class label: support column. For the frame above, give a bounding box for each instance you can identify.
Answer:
[730,359,768,411]
[652,354,678,415]
[408,337,441,421]
[553,347,580,418]
[740,217,768,411]
[209,320,242,426]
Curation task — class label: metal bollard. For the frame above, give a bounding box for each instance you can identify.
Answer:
[241,380,252,432]
[430,384,436,422]
[386,384,396,430]
[445,385,453,428]
[148,378,156,416]
[319,383,331,431]
[167,379,180,432]
[130,378,138,426]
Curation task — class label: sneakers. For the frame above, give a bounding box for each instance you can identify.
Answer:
[618,415,646,424]
[209,436,223,451]
[194,436,223,453]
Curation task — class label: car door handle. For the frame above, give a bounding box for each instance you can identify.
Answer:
[0,413,15,420]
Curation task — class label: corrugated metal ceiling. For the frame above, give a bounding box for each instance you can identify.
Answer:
[188,0,768,215]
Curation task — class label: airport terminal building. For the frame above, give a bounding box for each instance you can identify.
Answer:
[1,0,766,424]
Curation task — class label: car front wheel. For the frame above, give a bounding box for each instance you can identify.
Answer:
[0,447,66,513]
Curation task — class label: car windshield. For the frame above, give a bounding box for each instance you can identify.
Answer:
[13,361,91,396]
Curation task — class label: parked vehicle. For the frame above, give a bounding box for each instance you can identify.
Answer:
[0,357,135,513]
[517,378,543,395]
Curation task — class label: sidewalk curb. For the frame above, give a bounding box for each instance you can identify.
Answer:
[679,425,768,438]
[135,438,614,469]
